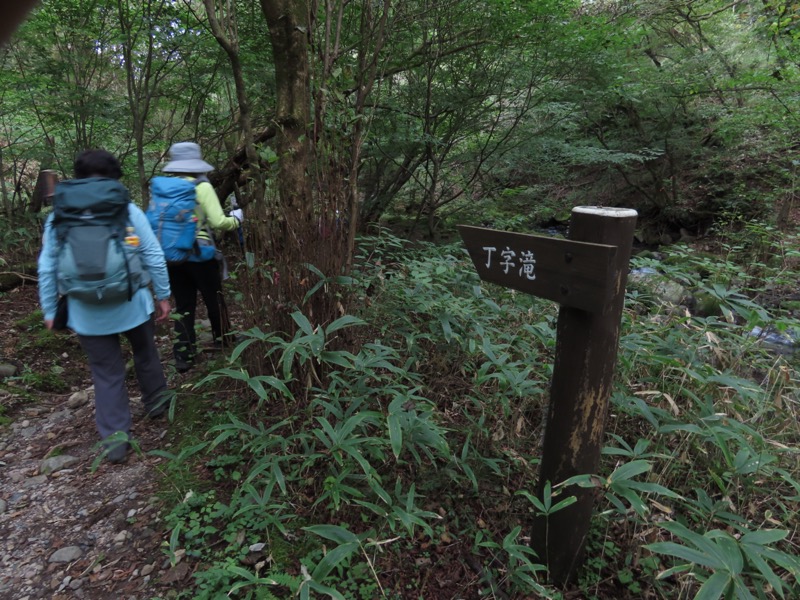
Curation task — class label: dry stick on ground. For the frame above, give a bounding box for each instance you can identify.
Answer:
[0,272,38,292]
[41,440,84,462]
[0,272,37,282]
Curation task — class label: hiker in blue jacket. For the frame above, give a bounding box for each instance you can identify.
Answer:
[158,142,242,373]
[37,150,173,464]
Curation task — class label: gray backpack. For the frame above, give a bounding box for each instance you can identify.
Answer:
[53,178,150,304]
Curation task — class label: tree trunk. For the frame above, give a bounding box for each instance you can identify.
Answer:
[257,0,319,341]
[0,0,39,46]
[0,145,8,219]
[260,0,313,226]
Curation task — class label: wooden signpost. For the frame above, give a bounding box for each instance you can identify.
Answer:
[31,169,58,212]
[459,206,638,585]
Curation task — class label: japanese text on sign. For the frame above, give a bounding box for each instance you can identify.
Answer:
[483,246,536,280]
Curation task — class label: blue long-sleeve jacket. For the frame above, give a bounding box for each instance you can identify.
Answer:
[38,204,171,336]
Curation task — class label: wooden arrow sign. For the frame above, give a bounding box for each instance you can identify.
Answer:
[458,225,617,312]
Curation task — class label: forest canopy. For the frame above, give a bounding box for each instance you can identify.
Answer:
[2,0,798,243]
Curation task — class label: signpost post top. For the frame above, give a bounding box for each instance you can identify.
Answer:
[572,206,638,218]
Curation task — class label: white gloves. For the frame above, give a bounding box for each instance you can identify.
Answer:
[229,208,244,223]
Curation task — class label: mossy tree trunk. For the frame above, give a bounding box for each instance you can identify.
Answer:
[258,0,342,346]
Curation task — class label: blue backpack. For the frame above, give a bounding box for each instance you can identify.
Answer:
[53,178,150,304]
[146,176,203,265]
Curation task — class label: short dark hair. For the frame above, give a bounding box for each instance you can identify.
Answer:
[73,149,123,179]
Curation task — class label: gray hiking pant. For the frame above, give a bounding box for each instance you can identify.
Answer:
[78,318,167,441]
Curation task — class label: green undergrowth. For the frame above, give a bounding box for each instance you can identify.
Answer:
[153,226,800,600]
[152,365,250,504]
[13,309,77,356]
[0,213,45,268]
[0,309,78,400]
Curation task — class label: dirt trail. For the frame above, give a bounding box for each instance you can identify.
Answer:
[0,285,190,600]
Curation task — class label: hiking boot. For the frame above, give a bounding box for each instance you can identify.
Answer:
[175,357,192,373]
[144,400,169,419]
[104,441,130,464]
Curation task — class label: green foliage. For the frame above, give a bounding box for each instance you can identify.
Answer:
[150,386,243,508]
[473,524,551,597]
[2,0,800,236]
[0,213,42,265]
[12,308,45,331]
[646,523,800,600]
[604,236,800,598]
[158,227,799,598]
[156,233,565,598]
[9,364,69,394]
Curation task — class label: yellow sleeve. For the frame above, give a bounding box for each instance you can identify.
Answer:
[196,181,239,232]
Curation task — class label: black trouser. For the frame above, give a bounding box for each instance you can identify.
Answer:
[167,259,229,361]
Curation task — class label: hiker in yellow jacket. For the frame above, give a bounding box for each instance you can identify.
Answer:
[160,142,243,372]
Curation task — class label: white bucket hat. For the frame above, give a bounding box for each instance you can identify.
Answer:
[162,142,214,173]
